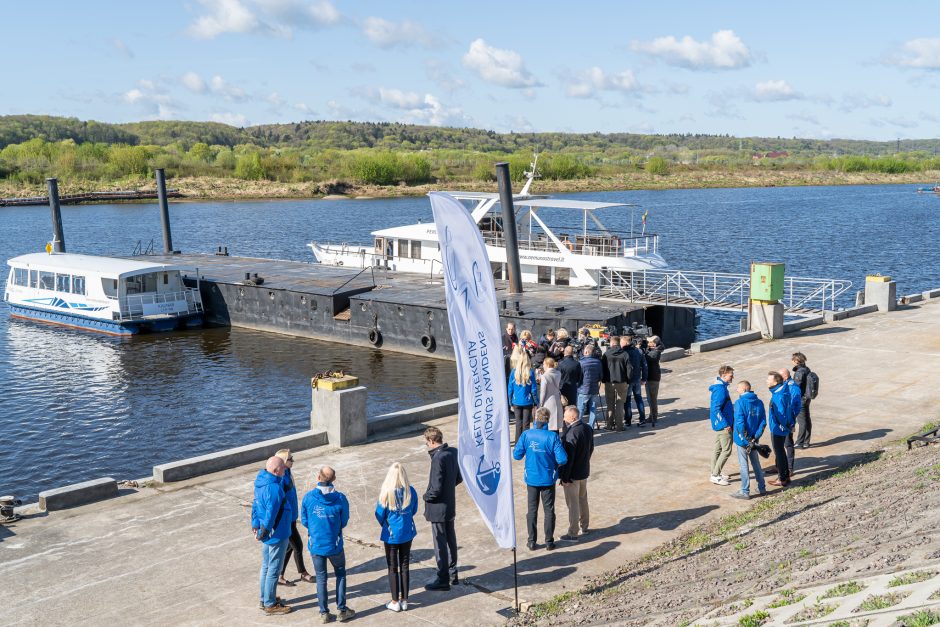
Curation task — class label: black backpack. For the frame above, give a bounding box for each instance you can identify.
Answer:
[808,371,819,399]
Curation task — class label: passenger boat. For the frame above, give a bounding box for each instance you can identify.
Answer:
[308,160,668,288]
[917,184,940,193]
[3,252,204,335]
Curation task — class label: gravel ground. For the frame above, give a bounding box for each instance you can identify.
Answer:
[512,439,940,627]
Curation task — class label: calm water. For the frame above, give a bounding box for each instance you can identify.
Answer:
[2,184,938,500]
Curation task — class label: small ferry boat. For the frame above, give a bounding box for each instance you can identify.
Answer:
[917,184,940,194]
[3,252,204,335]
[309,160,668,288]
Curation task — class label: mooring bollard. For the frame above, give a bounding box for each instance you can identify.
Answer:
[310,373,367,447]
[864,274,897,312]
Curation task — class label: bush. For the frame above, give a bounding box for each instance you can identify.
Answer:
[234,152,265,180]
[645,156,669,175]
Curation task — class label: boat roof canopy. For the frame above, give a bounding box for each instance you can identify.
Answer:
[7,252,188,278]
[510,199,638,211]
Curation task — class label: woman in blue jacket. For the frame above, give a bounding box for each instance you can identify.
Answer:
[374,462,418,612]
[508,349,539,442]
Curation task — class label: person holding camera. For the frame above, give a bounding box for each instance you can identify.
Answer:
[644,335,663,426]
[622,333,648,427]
[729,381,768,499]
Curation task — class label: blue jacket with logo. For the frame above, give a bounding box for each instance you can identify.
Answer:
[709,378,734,431]
[375,486,418,545]
[512,422,568,487]
[508,368,539,407]
[281,467,299,522]
[733,391,766,447]
[578,356,603,395]
[785,379,803,420]
[768,384,794,436]
[301,484,350,556]
[251,469,292,545]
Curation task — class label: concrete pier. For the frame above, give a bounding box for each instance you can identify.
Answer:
[3,299,939,625]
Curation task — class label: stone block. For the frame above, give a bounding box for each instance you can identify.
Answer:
[690,330,762,353]
[865,277,897,312]
[749,301,784,339]
[311,385,368,447]
[824,304,879,322]
[368,398,459,435]
[923,288,940,300]
[659,347,687,362]
[783,315,825,333]
[39,477,118,512]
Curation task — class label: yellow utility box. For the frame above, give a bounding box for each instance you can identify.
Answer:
[750,262,785,302]
[866,274,892,283]
[312,374,359,391]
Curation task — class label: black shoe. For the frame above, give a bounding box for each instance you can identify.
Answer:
[424,580,451,591]
[546,542,556,551]
[559,534,578,542]
[526,540,537,550]
[450,576,459,586]
[580,528,591,535]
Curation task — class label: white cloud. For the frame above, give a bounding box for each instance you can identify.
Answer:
[210,75,247,101]
[361,17,438,49]
[839,92,891,112]
[113,38,134,58]
[752,79,802,102]
[376,88,425,109]
[786,111,820,125]
[631,29,752,70]
[888,38,940,69]
[363,87,470,126]
[564,67,639,98]
[426,60,465,92]
[871,116,917,129]
[122,80,177,119]
[123,89,145,104]
[181,72,207,93]
[210,111,249,126]
[267,92,285,107]
[295,102,313,114]
[187,0,340,39]
[462,38,540,88]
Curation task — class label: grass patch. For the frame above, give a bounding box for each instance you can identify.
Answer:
[931,589,940,601]
[768,588,806,608]
[738,609,770,627]
[889,570,938,587]
[525,590,577,619]
[895,609,940,627]
[854,591,908,612]
[826,621,869,627]
[820,581,866,599]
[786,603,836,623]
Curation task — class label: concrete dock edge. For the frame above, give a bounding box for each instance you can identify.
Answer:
[153,430,327,483]
[38,477,118,511]
[924,288,940,300]
[368,398,459,435]
[690,330,762,353]
[824,303,879,322]
[659,347,687,362]
[783,315,826,333]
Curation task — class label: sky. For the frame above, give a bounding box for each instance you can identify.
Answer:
[4,1,940,140]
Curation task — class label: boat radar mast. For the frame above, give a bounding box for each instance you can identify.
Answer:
[519,153,540,196]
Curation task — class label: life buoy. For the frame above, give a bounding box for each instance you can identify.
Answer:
[336,260,344,266]
[420,334,435,351]
[368,329,381,346]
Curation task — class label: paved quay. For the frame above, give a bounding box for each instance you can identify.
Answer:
[2,300,939,626]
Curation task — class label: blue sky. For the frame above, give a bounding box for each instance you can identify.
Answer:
[4,1,940,140]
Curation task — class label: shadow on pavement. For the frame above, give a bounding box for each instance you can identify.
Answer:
[811,429,891,448]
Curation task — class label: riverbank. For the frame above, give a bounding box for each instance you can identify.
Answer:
[2,169,939,202]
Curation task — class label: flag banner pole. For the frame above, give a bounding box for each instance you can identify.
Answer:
[512,546,520,613]
[429,191,516,552]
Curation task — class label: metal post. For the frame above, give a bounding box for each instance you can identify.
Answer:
[46,178,66,253]
[155,168,174,254]
[495,162,523,294]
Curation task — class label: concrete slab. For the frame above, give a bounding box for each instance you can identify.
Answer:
[3,300,940,625]
[37,477,117,512]
[690,330,762,353]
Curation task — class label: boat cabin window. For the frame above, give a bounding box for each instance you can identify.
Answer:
[125,273,157,295]
[163,272,169,285]
[29,270,38,288]
[13,268,28,286]
[101,278,118,299]
[72,276,86,295]
[39,271,55,291]
[537,266,551,284]
[408,240,422,259]
[55,274,71,293]
[374,237,385,254]
[555,267,570,286]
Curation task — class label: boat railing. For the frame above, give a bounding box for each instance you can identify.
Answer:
[117,288,204,321]
[481,231,658,258]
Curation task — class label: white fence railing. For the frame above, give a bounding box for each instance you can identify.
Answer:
[118,288,204,321]
[598,269,852,313]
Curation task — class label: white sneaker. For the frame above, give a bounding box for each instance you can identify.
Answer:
[386,601,401,612]
[720,474,730,482]
[400,600,408,611]
[710,475,730,486]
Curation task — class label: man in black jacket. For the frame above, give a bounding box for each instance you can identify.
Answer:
[557,346,582,407]
[602,336,629,431]
[423,426,463,591]
[790,352,814,448]
[644,336,663,426]
[558,406,595,541]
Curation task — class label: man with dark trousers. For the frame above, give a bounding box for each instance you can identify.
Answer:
[622,333,649,427]
[791,352,815,449]
[422,426,463,591]
[513,415,568,551]
[767,371,793,487]
[558,405,595,540]
[557,345,582,409]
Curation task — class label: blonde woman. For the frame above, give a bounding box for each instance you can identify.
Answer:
[539,357,563,431]
[374,462,418,612]
[508,349,539,442]
[549,328,570,360]
[518,329,537,355]
[509,343,527,372]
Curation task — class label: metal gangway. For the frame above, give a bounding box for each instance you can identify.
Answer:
[598,269,853,314]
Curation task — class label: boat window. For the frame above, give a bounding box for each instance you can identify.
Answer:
[101,278,118,298]
[55,274,71,293]
[29,270,38,288]
[163,273,169,285]
[555,267,570,286]
[72,275,86,295]
[537,266,552,284]
[14,268,28,286]
[409,240,422,259]
[374,237,385,254]
[39,271,55,290]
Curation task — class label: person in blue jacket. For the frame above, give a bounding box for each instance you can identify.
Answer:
[577,345,604,429]
[508,349,540,442]
[708,365,735,486]
[374,462,418,613]
[275,449,314,587]
[301,466,355,622]
[766,372,793,487]
[513,414,568,551]
[251,456,292,615]
[729,381,767,499]
[779,368,803,475]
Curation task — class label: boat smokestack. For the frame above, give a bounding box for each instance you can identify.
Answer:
[495,162,523,295]
[46,178,66,253]
[155,168,175,254]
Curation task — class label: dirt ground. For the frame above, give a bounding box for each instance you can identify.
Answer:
[513,437,940,626]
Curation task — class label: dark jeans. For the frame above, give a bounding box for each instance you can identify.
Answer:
[384,540,412,601]
[626,380,645,424]
[771,434,790,482]
[645,380,660,423]
[785,433,796,474]
[312,551,347,614]
[513,405,534,442]
[795,402,812,446]
[431,520,458,582]
[281,521,308,577]
[526,484,557,544]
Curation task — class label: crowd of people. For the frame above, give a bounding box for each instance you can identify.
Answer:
[708,352,817,498]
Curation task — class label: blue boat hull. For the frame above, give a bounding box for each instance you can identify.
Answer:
[8,304,203,336]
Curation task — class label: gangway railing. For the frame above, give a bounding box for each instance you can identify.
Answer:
[598,269,852,314]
